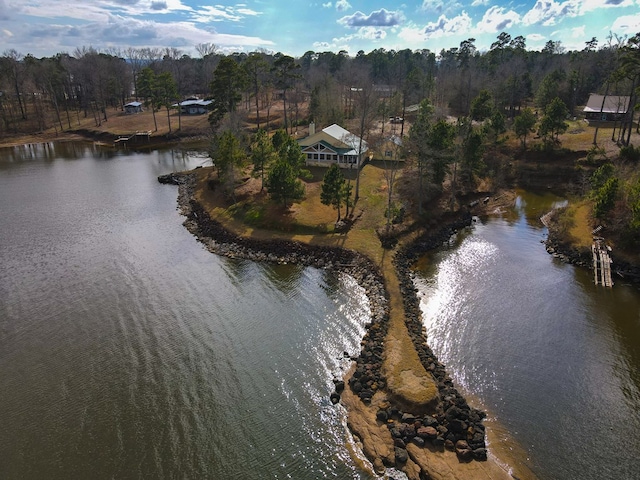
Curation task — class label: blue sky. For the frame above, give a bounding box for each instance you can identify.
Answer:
[1,0,639,58]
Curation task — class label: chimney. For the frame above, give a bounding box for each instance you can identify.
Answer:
[309,122,315,136]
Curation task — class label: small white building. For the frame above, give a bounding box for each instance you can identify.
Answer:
[124,101,143,114]
[298,123,368,168]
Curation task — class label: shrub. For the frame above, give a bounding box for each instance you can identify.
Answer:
[593,177,619,219]
[619,145,640,163]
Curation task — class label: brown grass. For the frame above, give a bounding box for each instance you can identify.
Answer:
[568,201,594,248]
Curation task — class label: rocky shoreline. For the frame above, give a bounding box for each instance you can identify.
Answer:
[160,171,494,476]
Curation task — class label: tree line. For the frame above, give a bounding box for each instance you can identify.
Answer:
[1,32,639,245]
[1,33,639,137]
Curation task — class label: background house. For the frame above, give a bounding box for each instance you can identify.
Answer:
[124,101,143,114]
[583,94,630,122]
[373,135,404,162]
[175,98,213,115]
[298,123,368,168]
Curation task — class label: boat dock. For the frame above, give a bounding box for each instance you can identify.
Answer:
[592,237,613,287]
[114,131,152,146]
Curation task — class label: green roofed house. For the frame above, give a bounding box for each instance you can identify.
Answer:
[298,123,368,168]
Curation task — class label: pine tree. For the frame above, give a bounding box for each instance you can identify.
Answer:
[320,164,347,222]
[266,159,305,207]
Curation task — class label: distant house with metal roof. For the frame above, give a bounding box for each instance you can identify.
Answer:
[583,94,630,122]
[124,101,143,114]
[298,123,368,168]
[173,98,213,115]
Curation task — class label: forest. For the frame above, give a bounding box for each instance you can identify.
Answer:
[1,32,639,249]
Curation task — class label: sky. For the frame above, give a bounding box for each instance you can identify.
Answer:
[1,0,640,58]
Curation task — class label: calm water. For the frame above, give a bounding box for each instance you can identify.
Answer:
[414,192,640,480]
[3,143,640,480]
[0,142,373,479]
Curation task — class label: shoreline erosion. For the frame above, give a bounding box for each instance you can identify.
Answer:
[161,170,536,480]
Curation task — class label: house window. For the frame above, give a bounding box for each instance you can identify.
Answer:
[314,154,319,160]
[385,151,392,157]
[319,154,325,160]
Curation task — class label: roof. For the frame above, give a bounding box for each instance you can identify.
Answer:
[125,101,142,107]
[172,99,213,107]
[583,94,630,114]
[321,124,368,155]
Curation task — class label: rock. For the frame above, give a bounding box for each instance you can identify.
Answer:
[402,413,417,423]
[376,410,389,422]
[399,423,416,439]
[469,431,485,448]
[444,439,455,451]
[333,380,345,393]
[423,416,439,428]
[329,392,340,405]
[373,458,385,475]
[394,438,406,449]
[412,436,426,448]
[456,439,469,448]
[448,418,467,433]
[473,448,488,461]
[417,426,438,439]
[455,440,473,461]
[394,447,409,465]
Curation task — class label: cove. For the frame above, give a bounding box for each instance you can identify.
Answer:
[413,191,640,480]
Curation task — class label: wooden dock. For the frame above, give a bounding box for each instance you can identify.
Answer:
[114,131,152,146]
[592,238,614,287]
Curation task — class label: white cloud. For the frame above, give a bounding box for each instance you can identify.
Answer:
[475,6,520,34]
[322,2,332,8]
[359,26,387,40]
[571,25,586,38]
[421,0,446,13]
[339,8,404,28]
[522,0,581,27]
[423,11,472,38]
[579,0,636,12]
[191,5,261,23]
[398,25,427,43]
[13,0,193,22]
[0,13,274,57]
[336,0,351,12]
[611,13,640,35]
[2,28,12,37]
[471,0,489,5]
[527,33,546,42]
[313,41,332,49]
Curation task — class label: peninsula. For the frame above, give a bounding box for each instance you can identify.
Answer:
[158,162,534,480]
